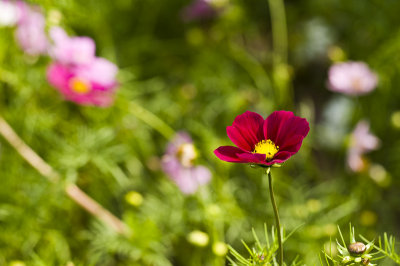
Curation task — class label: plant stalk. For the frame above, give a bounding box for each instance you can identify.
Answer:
[268,0,288,66]
[0,116,130,235]
[267,168,283,265]
[129,101,175,139]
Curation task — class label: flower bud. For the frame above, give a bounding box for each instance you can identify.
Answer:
[187,230,209,247]
[212,242,228,256]
[348,242,366,255]
[125,191,143,207]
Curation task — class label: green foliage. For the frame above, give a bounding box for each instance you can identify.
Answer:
[227,225,301,266]
[361,233,400,265]
[321,225,379,266]
[1,0,400,265]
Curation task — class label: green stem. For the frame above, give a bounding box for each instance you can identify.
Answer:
[128,100,175,139]
[267,168,283,265]
[268,0,293,108]
[268,0,288,66]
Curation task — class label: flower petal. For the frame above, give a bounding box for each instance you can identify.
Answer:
[278,135,305,152]
[264,111,294,143]
[275,116,309,147]
[227,111,264,151]
[172,165,211,194]
[192,165,212,185]
[47,63,71,92]
[267,151,294,165]
[237,152,267,164]
[49,26,96,66]
[75,58,118,87]
[214,146,257,163]
[173,167,199,194]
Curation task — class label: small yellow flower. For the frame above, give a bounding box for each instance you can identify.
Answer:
[125,191,143,207]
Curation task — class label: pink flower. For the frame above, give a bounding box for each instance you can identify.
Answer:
[15,3,48,55]
[49,27,96,66]
[347,120,380,172]
[46,26,119,106]
[47,58,118,107]
[182,0,221,21]
[214,111,310,166]
[162,132,212,195]
[328,61,378,96]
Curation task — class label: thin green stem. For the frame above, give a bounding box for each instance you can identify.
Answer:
[268,0,288,66]
[128,100,175,139]
[267,0,293,108]
[267,168,283,266]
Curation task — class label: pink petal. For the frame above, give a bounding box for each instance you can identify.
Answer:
[49,26,68,44]
[214,146,252,163]
[75,58,118,87]
[46,63,71,92]
[268,151,293,164]
[226,111,264,151]
[192,165,212,185]
[89,92,114,107]
[162,157,211,195]
[347,150,365,172]
[173,168,199,194]
[278,135,305,152]
[49,26,96,66]
[264,110,294,143]
[237,152,267,164]
[15,8,48,55]
[328,61,378,96]
[276,116,309,147]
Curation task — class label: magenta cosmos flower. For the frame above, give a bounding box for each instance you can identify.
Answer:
[47,58,118,107]
[214,111,310,166]
[328,61,378,96]
[162,132,211,195]
[47,27,118,107]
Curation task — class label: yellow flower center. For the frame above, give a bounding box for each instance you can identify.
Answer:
[253,139,279,161]
[69,77,91,94]
[177,143,198,167]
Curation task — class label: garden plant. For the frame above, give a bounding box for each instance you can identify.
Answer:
[1,0,400,265]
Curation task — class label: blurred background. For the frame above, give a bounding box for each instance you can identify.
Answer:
[1,0,400,265]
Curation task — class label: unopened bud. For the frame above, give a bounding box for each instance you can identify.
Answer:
[212,242,228,256]
[348,242,366,255]
[125,191,143,207]
[187,230,209,247]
